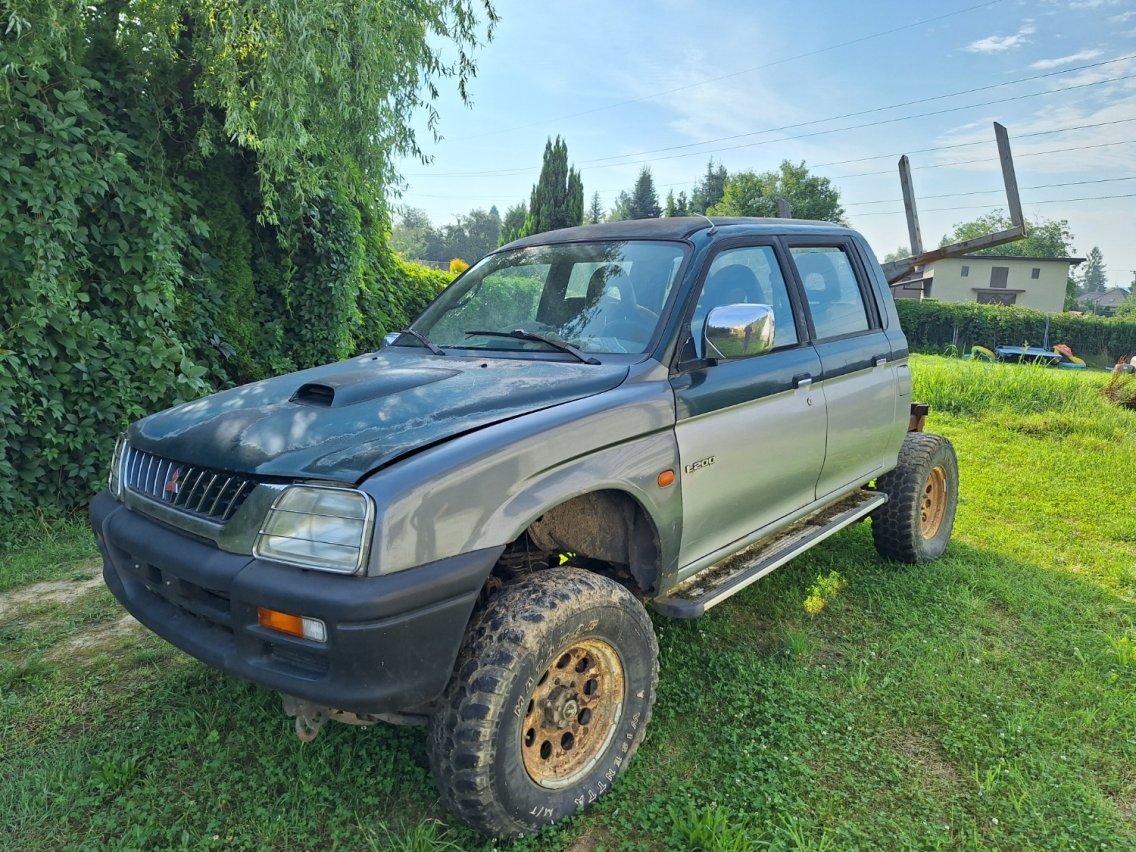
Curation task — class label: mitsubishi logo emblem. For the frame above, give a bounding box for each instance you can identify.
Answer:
[164,467,181,497]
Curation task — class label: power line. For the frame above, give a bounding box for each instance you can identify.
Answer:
[397,139,1136,205]
[574,54,1136,167]
[444,0,1007,143]
[844,175,1136,207]
[407,68,1136,179]
[831,139,1135,179]
[811,116,1136,169]
[853,192,1136,217]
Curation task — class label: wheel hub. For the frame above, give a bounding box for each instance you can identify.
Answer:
[920,465,948,539]
[521,637,624,789]
[540,686,580,728]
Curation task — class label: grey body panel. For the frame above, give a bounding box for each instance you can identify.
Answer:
[360,360,683,579]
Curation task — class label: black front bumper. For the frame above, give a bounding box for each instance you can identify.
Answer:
[90,491,503,714]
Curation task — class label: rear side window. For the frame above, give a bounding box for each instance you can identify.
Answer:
[789,246,870,339]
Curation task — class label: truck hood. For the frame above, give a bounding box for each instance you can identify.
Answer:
[128,351,629,481]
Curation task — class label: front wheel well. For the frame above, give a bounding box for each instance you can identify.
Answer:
[491,490,661,597]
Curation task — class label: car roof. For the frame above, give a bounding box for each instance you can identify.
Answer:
[500,217,856,249]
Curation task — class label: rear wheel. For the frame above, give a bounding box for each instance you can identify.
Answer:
[871,432,958,563]
[427,568,658,838]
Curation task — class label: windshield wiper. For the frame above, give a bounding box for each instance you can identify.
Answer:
[395,328,445,356]
[464,329,600,365]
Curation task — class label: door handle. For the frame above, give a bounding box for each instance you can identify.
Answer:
[874,356,888,367]
[793,373,813,388]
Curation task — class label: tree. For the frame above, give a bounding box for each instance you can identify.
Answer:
[500,202,527,244]
[438,208,501,262]
[939,212,1075,258]
[1116,295,1136,319]
[883,246,911,263]
[588,192,605,224]
[626,167,662,219]
[0,0,497,514]
[390,207,439,259]
[1081,247,1107,293]
[520,136,584,237]
[665,190,691,217]
[709,161,845,223]
[690,159,728,214]
[608,191,632,222]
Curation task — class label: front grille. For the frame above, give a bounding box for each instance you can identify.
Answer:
[123,446,254,523]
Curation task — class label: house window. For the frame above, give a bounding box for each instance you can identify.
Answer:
[1031,267,1040,279]
[960,265,969,277]
[990,267,1009,288]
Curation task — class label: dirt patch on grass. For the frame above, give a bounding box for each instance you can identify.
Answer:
[52,613,141,659]
[1,566,142,662]
[0,570,102,620]
[892,729,967,796]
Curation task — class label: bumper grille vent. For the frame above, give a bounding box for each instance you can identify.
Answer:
[123,446,254,523]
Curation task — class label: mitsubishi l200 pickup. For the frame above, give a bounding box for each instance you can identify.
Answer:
[91,217,958,837]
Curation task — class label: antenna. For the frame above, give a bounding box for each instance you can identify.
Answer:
[698,213,718,235]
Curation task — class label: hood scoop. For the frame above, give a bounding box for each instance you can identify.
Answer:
[290,367,460,408]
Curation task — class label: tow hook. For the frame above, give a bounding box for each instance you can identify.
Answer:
[281,695,331,741]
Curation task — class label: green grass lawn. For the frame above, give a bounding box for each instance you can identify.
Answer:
[2,355,1133,850]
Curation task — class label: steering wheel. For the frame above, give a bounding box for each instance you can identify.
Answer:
[602,304,658,342]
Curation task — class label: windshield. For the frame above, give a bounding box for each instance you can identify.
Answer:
[409,240,687,355]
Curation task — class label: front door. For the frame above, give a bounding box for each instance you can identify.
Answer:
[671,243,827,569]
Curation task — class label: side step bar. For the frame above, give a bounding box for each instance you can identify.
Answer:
[653,490,887,618]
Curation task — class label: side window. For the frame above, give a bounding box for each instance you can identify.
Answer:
[691,246,798,356]
[789,246,871,339]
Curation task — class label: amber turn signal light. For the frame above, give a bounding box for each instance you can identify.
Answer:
[657,470,675,488]
[256,607,327,642]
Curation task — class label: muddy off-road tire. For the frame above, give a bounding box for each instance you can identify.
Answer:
[427,568,658,838]
[871,432,958,563]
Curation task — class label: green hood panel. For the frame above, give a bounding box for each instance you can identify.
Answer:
[128,351,629,481]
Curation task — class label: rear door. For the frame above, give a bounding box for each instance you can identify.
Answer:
[786,241,898,497]
[671,241,826,568]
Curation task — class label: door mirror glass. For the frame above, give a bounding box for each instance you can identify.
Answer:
[703,304,775,360]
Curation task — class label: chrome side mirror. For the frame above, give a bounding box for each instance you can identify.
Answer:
[703,304,775,360]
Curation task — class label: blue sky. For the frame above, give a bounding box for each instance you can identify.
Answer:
[393,0,1136,287]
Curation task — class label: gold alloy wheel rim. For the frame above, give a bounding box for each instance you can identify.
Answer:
[520,637,624,789]
[920,466,948,539]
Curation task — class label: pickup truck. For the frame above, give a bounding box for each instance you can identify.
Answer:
[91,216,958,838]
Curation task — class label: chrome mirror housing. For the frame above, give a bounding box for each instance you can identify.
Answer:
[703,304,775,360]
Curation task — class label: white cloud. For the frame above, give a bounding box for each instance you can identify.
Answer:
[1111,11,1136,23]
[1030,49,1105,69]
[964,24,1036,53]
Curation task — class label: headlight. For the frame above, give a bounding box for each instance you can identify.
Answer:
[253,485,374,575]
[108,434,127,499]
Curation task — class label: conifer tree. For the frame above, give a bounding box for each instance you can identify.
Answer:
[627,167,661,219]
[1081,246,1106,293]
[520,136,584,236]
[588,192,605,224]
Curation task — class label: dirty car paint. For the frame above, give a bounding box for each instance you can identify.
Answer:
[128,350,629,481]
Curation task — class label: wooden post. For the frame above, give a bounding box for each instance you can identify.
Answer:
[899,154,923,257]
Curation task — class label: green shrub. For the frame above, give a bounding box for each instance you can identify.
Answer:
[896,300,1136,367]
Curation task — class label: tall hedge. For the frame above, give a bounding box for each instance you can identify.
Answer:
[0,6,458,516]
[895,300,1136,366]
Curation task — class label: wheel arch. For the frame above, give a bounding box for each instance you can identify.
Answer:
[516,488,664,596]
